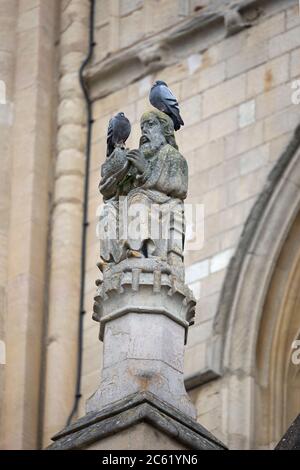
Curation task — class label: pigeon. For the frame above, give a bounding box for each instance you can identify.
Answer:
[149,80,184,131]
[106,112,131,157]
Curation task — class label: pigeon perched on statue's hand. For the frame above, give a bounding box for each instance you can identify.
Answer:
[106,112,131,157]
[149,80,184,131]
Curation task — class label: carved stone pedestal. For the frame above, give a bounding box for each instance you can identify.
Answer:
[88,258,196,418]
[48,258,227,450]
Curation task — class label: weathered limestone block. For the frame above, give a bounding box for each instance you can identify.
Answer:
[60,21,89,56]
[58,98,86,127]
[43,0,89,447]
[57,123,86,153]
[59,72,82,99]
[60,51,86,75]
[54,174,84,205]
[55,149,85,177]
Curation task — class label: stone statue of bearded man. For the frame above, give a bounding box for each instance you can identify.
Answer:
[98,109,188,280]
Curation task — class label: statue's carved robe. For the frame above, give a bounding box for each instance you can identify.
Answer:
[99,144,188,267]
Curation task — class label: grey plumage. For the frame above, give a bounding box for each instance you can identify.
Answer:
[106,112,131,157]
[149,80,184,131]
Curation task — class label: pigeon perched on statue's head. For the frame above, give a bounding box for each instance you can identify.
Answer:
[149,80,184,131]
[106,112,131,157]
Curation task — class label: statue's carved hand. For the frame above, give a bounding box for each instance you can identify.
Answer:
[100,175,116,191]
[126,149,147,174]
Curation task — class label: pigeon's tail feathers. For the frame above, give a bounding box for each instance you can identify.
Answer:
[106,120,114,157]
[173,116,183,131]
[165,104,184,131]
[149,83,184,130]
[106,139,114,157]
[163,94,184,131]
[177,112,184,126]
[122,117,131,145]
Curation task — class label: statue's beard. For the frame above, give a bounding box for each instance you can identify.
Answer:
[139,143,156,158]
[139,138,166,158]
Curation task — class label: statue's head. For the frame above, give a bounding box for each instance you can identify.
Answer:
[139,109,178,157]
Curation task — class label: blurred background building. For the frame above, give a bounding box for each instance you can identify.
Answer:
[0,0,300,449]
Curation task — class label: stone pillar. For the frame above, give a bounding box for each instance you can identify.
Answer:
[43,0,89,446]
[49,258,226,450]
[0,0,17,450]
[4,0,58,449]
[87,258,196,419]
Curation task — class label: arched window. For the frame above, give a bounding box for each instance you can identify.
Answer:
[215,126,300,449]
[256,213,300,448]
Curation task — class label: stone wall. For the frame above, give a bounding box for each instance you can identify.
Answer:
[93,0,208,63]
[0,0,59,449]
[0,0,300,450]
[0,0,17,450]
[42,0,89,447]
[81,0,300,449]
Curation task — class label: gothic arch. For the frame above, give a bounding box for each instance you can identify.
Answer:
[212,123,300,449]
[256,216,300,448]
